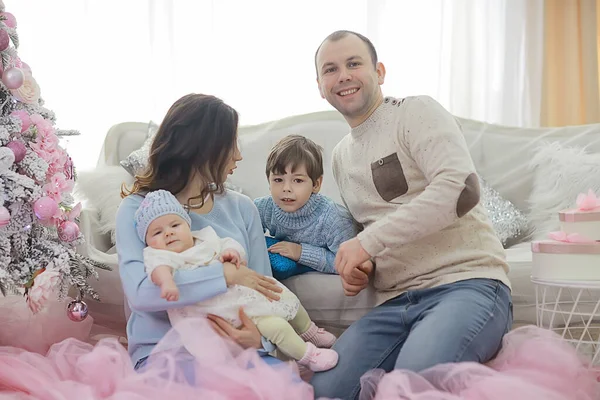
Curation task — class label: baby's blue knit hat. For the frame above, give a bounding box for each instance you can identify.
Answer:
[134,190,192,242]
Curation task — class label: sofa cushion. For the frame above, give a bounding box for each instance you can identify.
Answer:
[75,166,134,244]
[527,141,600,239]
[119,121,159,176]
[458,118,600,213]
[479,176,530,247]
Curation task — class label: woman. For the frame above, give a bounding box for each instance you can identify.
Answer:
[116,93,286,381]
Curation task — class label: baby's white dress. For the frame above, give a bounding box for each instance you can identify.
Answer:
[144,226,300,328]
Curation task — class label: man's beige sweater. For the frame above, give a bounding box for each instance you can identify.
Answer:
[332,95,511,306]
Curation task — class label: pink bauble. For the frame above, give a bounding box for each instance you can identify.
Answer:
[1,12,16,28]
[6,140,26,162]
[2,67,23,89]
[0,29,8,51]
[11,110,31,132]
[33,196,58,220]
[0,206,9,227]
[66,299,88,322]
[58,220,79,242]
[21,62,31,75]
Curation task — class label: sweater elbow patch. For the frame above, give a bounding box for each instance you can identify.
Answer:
[456,173,480,218]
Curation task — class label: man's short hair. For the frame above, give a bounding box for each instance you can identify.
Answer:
[266,135,324,183]
[314,30,378,76]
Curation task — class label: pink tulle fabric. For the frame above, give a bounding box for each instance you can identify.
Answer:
[358,326,600,400]
[0,305,598,400]
[0,316,313,399]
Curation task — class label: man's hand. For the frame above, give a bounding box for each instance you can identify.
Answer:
[340,259,374,296]
[335,238,373,296]
[335,237,371,275]
[268,241,302,261]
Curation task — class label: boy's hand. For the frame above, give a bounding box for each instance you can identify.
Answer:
[268,241,301,261]
[220,249,244,268]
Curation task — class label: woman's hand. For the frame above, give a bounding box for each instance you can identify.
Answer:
[208,308,262,350]
[223,262,282,301]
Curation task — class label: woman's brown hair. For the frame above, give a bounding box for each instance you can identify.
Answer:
[121,93,239,208]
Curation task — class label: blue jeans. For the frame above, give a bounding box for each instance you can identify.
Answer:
[311,278,513,400]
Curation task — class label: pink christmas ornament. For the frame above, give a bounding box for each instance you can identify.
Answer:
[11,110,32,132]
[2,67,23,89]
[58,220,79,242]
[0,206,9,227]
[33,196,58,220]
[1,12,16,28]
[0,29,8,51]
[21,61,31,75]
[6,140,26,162]
[66,299,88,322]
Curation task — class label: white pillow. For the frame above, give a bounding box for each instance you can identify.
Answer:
[75,166,133,244]
[527,142,600,239]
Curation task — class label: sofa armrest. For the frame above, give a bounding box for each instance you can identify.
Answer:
[75,207,127,332]
[76,207,113,256]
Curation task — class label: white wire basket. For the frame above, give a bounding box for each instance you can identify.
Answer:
[533,278,600,365]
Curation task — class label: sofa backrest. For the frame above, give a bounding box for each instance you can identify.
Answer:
[458,118,600,211]
[98,110,600,213]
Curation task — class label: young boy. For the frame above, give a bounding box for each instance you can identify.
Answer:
[254,135,358,276]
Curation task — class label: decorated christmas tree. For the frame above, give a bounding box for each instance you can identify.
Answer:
[0,2,107,316]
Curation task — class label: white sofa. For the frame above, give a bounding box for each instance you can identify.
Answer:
[75,108,600,339]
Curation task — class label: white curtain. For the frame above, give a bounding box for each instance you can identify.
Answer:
[8,0,544,170]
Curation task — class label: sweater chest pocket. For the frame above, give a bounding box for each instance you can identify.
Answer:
[370,153,408,202]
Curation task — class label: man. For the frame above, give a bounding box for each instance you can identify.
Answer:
[310,30,513,400]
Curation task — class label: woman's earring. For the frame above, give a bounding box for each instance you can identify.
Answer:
[207,182,217,191]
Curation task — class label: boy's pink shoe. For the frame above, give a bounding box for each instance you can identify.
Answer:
[300,322,337,348]
[298,343,338,372]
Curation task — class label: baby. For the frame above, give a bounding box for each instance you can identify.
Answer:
[134,189,339,372]
[254,134,358,278]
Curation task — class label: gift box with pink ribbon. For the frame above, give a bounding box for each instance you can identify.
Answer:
[558,189,600,241]
[532,190,600,281]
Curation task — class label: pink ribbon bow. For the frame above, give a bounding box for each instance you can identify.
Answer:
[548,231,595,243]
[576,189,600,211]
[66,202,82,221]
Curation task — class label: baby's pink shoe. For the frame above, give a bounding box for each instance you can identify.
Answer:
[300,322,337,348]
[298,343,338,372]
